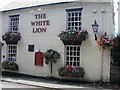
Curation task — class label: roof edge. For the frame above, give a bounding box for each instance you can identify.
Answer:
[2,1,73,12]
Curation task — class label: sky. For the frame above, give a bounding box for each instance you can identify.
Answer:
[0,0,15,8]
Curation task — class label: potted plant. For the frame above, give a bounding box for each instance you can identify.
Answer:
[43,49,61,64]
[97,34,114,49]
[43,49,60,74]
[2,60,19,71]
[2,32,21,44]
[59,28,88,45]
[58,65,85,78]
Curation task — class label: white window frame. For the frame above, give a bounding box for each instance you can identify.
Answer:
[7,45,17,61]
[9,15,19,32]
[65,45,81,67]
[66,11,82,30]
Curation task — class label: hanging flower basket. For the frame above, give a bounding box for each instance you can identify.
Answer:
[97,33,114,49]
[58,65,85,78]
[2,32,21,44]
[58,29,88,45]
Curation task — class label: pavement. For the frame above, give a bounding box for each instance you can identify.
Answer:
[1,71,116,90]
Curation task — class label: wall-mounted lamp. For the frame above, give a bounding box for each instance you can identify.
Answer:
[92,20,99,41]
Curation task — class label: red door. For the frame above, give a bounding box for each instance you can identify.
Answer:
[34,52,43,66]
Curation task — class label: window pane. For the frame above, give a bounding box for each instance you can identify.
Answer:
[70,57,73,61]
[79,12,81,16]
[77,47,80,51]
[77,52,80,56]
[67,52,69,55]
[72,13,74,16]
[75,22,78,26]
[67,47,69,50]
[70,62,72,66]
[67,57,69,60]
[77,62,80,66]
[77,57,80,61]
[75,17,78,21]
[68,13,71,16]
[74,52,76,55]
[72,17,74,21]
[75,13,78,16]
[66,62,69,65]
[68,18,71,21]
[74,62,76,66]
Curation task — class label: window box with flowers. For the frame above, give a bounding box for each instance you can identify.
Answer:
[97,34,114,49]
[59,29,88,45]
[58,65,85,78]
[2,32,21,44]
[2,60,19,71]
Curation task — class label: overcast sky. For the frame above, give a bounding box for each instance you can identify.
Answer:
[0,0,15,8]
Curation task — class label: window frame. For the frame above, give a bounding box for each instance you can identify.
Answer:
[9,15,20,32]
[66,8,83,30]
[7,44,17,61]
[64,45,81,67]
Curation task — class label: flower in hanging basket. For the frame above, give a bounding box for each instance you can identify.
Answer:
[2,32,21,41]
[58,28,88,45]
[43,49,61,64]
[58,65,85,78]
[97,34,114,49]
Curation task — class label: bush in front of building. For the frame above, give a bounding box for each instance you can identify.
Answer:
[58,65,85,78]
[43,49,61,64]
[58,28,88,45]
[2,32,21,41]
[2,60,19,71]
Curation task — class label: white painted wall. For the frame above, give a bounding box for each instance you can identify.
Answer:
[0,12,2,42]
[2,2,114,82]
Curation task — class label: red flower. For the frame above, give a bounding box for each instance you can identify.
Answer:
[99,43,103,45]
[106,83,111,86]
[47,55,51,58]
[69,38,73,40]
[66,65,72,70]
[6,33,10,36]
